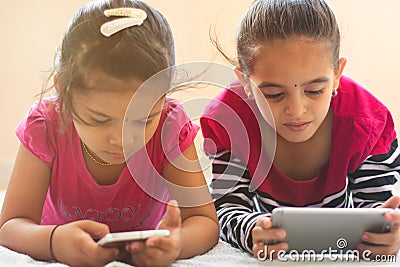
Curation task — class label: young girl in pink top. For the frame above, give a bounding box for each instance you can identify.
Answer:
[0,0,218,266]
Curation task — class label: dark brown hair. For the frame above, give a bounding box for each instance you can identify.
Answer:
[214,0,340,77]
[42,0,175,124]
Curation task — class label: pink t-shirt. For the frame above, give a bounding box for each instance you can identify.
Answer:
[16,97,199,232]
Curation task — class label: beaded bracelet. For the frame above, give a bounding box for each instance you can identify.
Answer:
[49,225,60,261]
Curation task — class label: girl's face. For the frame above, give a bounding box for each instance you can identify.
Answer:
[241,38,346,143]
[72,80,164,165]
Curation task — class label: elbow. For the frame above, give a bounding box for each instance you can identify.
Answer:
[210,219,220,247]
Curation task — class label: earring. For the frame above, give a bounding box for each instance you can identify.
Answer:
[247,91,253,99]
[245,86,254,99]
[332,89,338,97]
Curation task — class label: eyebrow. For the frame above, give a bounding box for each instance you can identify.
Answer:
[86,108,110,118]
[86,108,161,121]
[301,77,330,86]
[257,76,330,89]
[135,111,162,121]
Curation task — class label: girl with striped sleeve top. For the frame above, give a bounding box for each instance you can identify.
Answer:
[200,0,400,260]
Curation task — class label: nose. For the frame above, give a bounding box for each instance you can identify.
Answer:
[109,123,123,146]
[285,94,307,118]
[109,133,123,146]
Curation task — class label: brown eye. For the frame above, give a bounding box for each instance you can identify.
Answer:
[91,118,111,124]
[263,93,284,101]
[305,89,324,96]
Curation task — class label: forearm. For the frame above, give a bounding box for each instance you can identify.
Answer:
[213,179,267,253]
[178,215,219,259]
[217,205,266,253]
[349,139,400,208]
[0,218,55,261]
[210,150,266,253]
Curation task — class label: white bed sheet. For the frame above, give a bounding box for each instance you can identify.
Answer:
[0,190,399,266]
[0,240,399,267]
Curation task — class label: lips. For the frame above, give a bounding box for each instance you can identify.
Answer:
[105,151,125,159]
[284,122,310,132]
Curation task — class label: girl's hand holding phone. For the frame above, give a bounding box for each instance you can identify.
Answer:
[125,200,183,267]
[51,220,123,267]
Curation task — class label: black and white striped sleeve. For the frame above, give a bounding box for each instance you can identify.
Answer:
[348,139,400,208]
[209,150,267,254]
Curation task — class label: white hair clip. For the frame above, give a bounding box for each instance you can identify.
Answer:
[101,8,147,37]
[104,8,147,19]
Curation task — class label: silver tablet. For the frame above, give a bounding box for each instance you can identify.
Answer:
[270,207,394,253]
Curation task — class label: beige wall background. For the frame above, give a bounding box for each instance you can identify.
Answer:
[1,0,399,187]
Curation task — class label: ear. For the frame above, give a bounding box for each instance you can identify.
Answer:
[233,67,252,96]
[233,67,247,86]
[333,57,347,91]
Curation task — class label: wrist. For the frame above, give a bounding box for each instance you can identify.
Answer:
[49,225,60,261]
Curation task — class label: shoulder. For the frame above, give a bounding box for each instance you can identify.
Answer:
[151,98,199,167]
[201,80,254,118]
[332,76,396,162]
[29,96,60,119]
[200,81,262,159]
[15,96,65,166]
[16,96,63,135]
[201,80,260,130]
[163,98,186,114]
[333,76,391,121]
[161,98,197,129]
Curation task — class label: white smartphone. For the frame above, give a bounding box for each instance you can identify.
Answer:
[270,207,394,253]
[97,229,170,248]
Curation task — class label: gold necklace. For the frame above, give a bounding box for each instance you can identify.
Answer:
[81,141,113,166]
